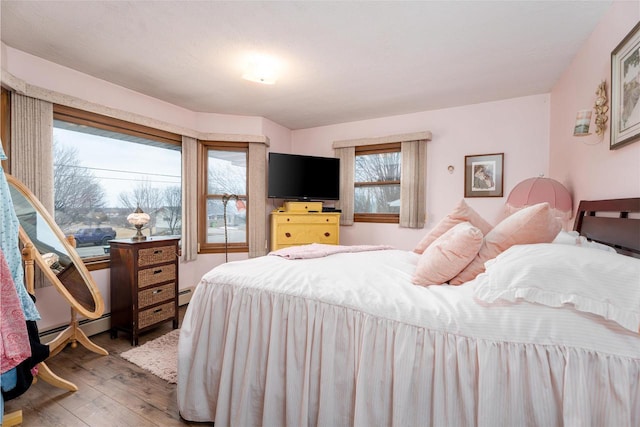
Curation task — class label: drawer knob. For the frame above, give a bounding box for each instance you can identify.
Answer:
[153,308,163,314]
[152,289,163,295]
[154,249,163,254]
[324,232,330,237]
[153,269,163,274]
[285,232,291,238]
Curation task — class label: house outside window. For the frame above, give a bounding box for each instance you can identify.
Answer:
[354,142,401,223]
[199,142,248,253]
[53,106,182,264]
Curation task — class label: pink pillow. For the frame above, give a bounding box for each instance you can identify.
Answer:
[449,202,562,285]
[413,199,493,254]
[412,221,484,286]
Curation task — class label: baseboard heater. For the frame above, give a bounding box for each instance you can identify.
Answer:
[39,313,111,342]
[39,287,194,342]
[178,287,194,306]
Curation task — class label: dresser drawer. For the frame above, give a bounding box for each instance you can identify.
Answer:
[274,224,339,246]
[138,263,176,288]
[138,245,176,267]
[138,282,176,309]
[273,215,338,225]
[138,301,176,329]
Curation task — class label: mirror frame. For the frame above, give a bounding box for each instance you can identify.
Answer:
[6,173,104,319]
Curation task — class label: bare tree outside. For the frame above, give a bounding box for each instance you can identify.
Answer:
[53,141,106,232]
[354,151,401,213]
[162,186,182,235]
[207,157,246,195]
[118,180,164,232]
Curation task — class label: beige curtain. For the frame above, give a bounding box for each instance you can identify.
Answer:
[248,142,267,257]
[400,140,427,228]
[335,147,355,225]
[10,93,54,213]
[181,136,198,262]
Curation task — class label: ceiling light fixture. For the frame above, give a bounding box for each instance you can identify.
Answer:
[242,53,279,85]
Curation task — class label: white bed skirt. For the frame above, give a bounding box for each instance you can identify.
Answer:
[178,282,640,427]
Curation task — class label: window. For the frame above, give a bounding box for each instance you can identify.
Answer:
[53,106,182,264]
[199,142,248,253]
[354,143,401,223]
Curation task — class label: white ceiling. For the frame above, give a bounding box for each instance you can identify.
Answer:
[1,1,611,130]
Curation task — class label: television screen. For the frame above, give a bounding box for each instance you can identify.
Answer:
[268,152,340,201]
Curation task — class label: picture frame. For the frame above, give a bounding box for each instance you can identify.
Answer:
[464,153,504,198]
[611,22,640,149]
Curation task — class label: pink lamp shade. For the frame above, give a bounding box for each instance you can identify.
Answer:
[506,177,572,220]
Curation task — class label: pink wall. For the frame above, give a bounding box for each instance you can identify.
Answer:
[549,1,640,205]
[292,94,551,249]
[3,3,633,329]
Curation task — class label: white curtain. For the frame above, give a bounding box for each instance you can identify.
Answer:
[10,93,54,214]
[248,142,267,257]
[181,136,198,262]
[400,140,427,228]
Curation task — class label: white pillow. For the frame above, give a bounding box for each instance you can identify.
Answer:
[553,230,617,253]
[474,243,640,333]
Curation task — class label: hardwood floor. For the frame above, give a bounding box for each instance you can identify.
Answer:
[3,305,213,426]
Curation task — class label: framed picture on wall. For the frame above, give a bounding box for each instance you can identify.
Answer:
[611,21,640,149]
[464,153,504,198]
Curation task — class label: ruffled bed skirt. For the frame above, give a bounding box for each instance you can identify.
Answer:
[178,283,640,427]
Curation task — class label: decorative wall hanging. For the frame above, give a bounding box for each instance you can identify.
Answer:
[594,80,609,136]
[464,153,504,198]
[610,22,640,149]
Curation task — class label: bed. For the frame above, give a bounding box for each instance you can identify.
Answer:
[177,198,640,426]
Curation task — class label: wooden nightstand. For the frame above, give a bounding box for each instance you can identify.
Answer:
[109,236,180,345]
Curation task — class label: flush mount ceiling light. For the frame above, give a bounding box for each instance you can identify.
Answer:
[242,53,279,84]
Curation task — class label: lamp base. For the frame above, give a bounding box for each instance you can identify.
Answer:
[131,226,147,241]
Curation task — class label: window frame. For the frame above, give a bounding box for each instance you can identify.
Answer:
[354,142,401,224]
[198,140,249,254]
[52,105,182,270]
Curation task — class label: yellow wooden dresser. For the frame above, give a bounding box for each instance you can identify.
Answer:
[270,202,340,251]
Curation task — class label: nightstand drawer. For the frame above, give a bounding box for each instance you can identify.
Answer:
[138,302,175,329]
[138,245,176,267]
[138,263,176,288]
[138,282,176,309]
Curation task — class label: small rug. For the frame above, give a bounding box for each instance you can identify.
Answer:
[120,328,179,384]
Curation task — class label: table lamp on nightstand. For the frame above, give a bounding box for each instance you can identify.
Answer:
[506,176,573,221]
[127,206,150,241]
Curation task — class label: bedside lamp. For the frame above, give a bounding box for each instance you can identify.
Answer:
[127,206,150,241]
[506,176,572,220]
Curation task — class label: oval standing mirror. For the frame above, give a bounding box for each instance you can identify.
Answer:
[6,173,104,319]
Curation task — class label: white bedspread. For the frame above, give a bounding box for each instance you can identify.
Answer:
[178,249,640,426]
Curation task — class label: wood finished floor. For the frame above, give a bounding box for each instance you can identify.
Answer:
[3,305,213,427]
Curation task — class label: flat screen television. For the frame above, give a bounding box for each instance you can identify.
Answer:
[268,152,340,201]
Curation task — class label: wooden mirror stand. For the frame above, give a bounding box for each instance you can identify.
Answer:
[6,173,109,394]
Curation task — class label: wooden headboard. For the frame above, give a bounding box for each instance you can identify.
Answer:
[573,198,640,258]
